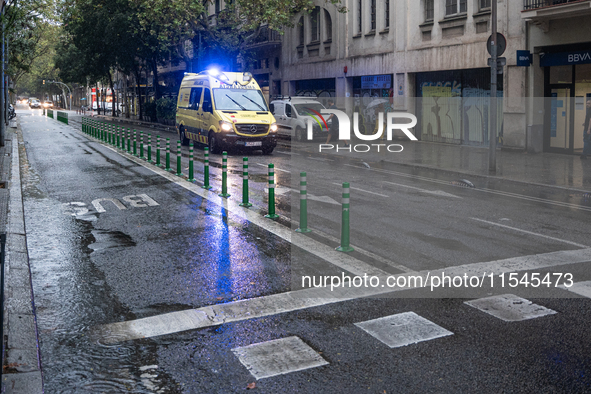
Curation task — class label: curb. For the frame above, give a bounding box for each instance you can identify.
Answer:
[2,124,43,393]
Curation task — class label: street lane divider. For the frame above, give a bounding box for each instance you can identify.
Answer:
[296,172,311,233]
[265,164,279,219]
[78,117,358,246]
[175,140,183,177]
[219,151,230,198]
[240,157,252,207]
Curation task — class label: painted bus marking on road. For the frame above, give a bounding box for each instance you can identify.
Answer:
[63,194,159,215]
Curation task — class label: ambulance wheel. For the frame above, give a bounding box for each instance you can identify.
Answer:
[179,127,189,146]
[262,146,274,155]
[208,132,220,154]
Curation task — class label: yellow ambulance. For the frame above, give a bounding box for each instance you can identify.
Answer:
[176,70,278,154]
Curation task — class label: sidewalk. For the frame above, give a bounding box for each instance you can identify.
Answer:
[1,121,43,393]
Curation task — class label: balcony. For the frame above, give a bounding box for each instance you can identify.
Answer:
[522,0,591,27]
[246,26,282,49]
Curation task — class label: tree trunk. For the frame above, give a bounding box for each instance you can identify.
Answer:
[133,65,142,119]
[108,72,116,117]
[151,58,161,101]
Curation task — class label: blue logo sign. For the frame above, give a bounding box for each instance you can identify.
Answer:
[540,49,591,67]
[516,50,531,67]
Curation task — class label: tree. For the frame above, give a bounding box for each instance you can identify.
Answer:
[132,0,346,72]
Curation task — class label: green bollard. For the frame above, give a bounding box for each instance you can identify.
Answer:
[202,147,212,190]
[108,125,112,145]
[165,138,171,171]
[117,127,121,149]
[188,143,195,182]
[219,151,230,198]
[265,164,279,219]
[147,134,153,163]
[336,182,354,252]
[239,157,252,207]
[155,135,162,167]
[127,128,131,153]
[140,131,145,159]
[175,140,183,176]
[295,172,312,233]
[133,129,138,156]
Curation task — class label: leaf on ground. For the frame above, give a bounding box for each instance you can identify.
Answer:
[247,382,256,389]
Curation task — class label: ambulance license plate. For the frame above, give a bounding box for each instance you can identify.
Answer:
[245,141,262,147]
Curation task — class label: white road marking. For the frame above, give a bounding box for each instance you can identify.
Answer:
[560,281,591,298]
[308,157,334,162]
[276,150,299,156]
[331,183,389,198]
[345,164,591,212]
[465,294,557,322]
[94,248,591,343]
[232,336,328,380]
[470,218,588,248]
[383,181,460,199]
[256,163,290,173]
[355,312,453,348]
[92,198,127,213]
[306,194,340,205]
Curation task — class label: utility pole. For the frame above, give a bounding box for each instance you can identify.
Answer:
[489,0,498,174]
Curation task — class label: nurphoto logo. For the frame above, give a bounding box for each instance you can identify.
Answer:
[306,109,418,153]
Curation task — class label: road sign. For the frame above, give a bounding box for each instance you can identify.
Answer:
[487,33,506,57]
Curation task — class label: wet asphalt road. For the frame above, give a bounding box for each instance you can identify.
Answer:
[16,106,591,393]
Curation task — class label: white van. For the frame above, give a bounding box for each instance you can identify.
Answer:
[269,97,330,141]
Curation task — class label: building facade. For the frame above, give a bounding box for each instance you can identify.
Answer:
[280,0,591,152]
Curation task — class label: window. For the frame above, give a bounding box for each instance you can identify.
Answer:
[298,17,304,46]
[285,104,293,118]
[310,7,320,42]
[189,88,203,110]
[358,0,362,34]
[325,10,332,41]
[202,89,212,113]
[425,0,434,22]
[445,0,467,16]
[385,0,390,29]
[215,0,220,14]
[479,0,491,10]
[370,0,376,31]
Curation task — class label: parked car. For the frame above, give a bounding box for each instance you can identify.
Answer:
[269,96,330,141]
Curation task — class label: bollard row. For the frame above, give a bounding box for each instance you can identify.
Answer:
[79,117,354,252]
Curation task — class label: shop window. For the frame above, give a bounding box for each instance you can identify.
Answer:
[310,7,320,42]
[550,65,573,85]
[445,0,467,17]
[370,0,376,31]
[424,0,434,22]
[385,0,390,29]
[324,10,333,41]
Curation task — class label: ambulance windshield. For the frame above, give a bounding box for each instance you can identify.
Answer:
[213,89,269,111]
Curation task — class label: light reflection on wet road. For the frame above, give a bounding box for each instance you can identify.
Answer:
[20,114,294,392]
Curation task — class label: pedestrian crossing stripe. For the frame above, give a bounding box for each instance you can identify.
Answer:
[464,294,557,322]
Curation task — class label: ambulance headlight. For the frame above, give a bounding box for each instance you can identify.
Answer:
[219,121,233,132]
[270,123,278,133]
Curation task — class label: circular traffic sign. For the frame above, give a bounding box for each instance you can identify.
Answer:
[487,33,506,57]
